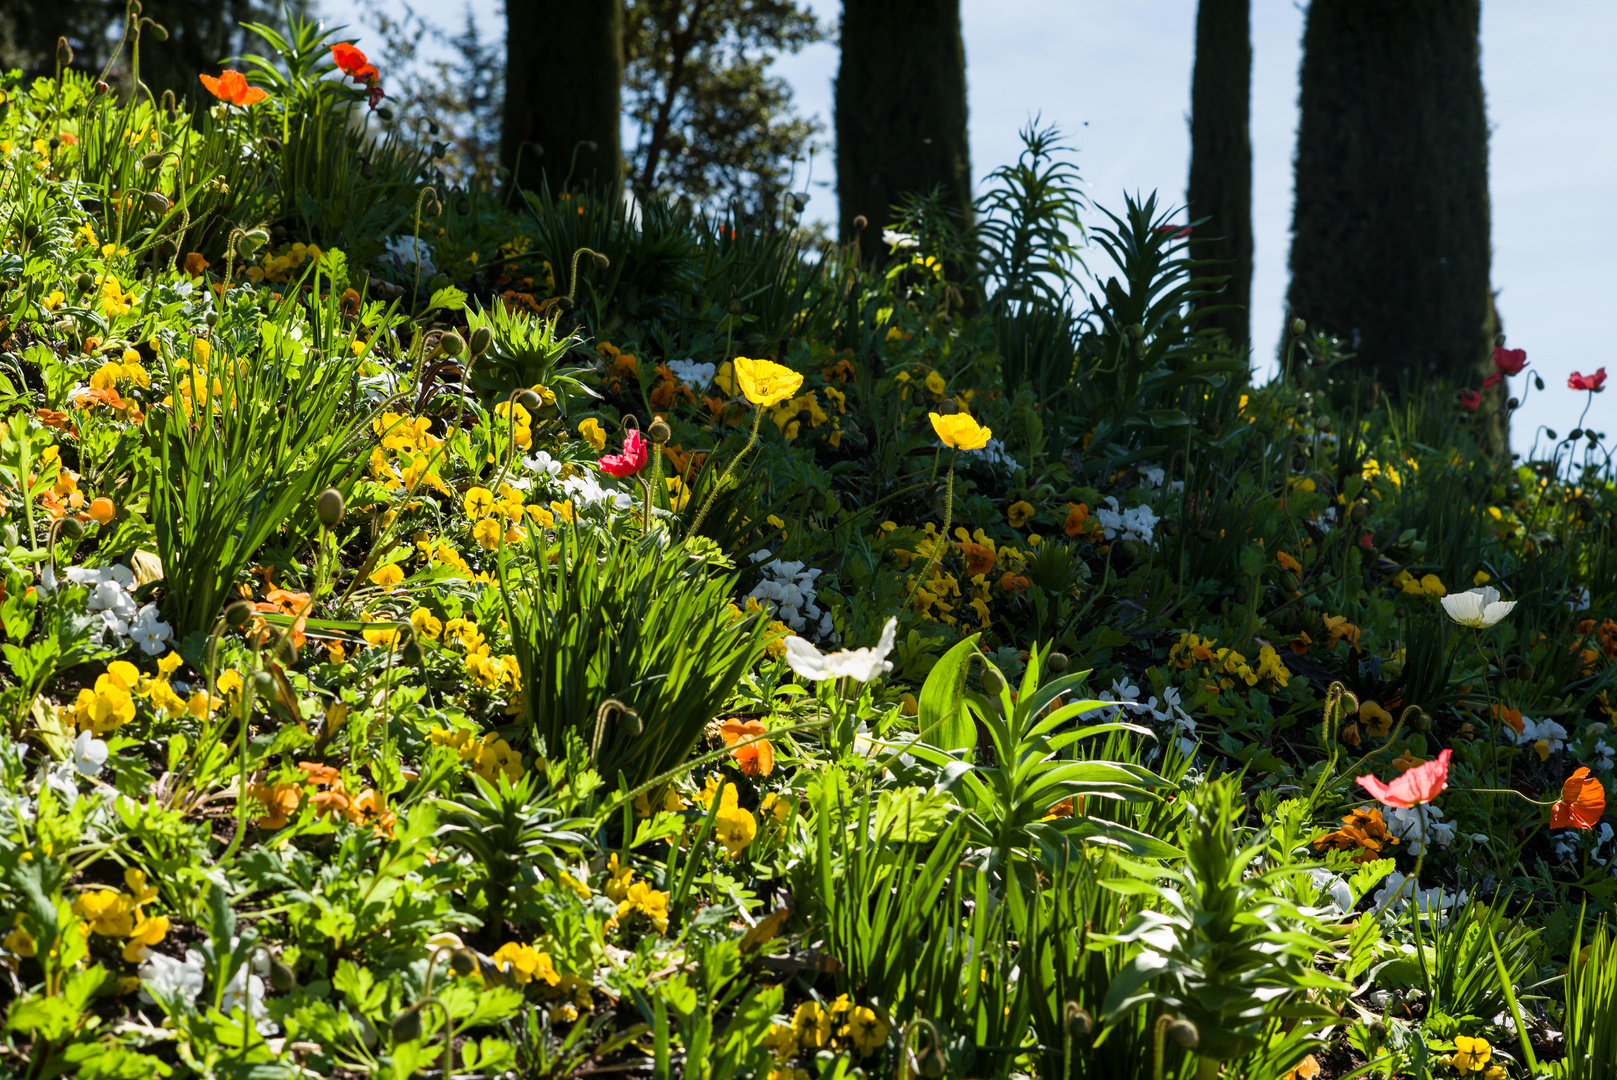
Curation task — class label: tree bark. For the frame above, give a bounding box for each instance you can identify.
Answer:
[1187,0,1252,348]
[834,0,972,257]
[502,0,624,194]
[1285,0,1494,394]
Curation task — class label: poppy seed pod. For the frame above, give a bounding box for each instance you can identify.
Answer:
[1166,1018,1199,1050]
[390,1006,423,1044]
[316,488,345,528]
[468,325,492,357]
[647,418,671,445]
[270,957,297,992]
[1291,317,1307,336]
[439,331,465,358]
[449,948,478,978]
[515,389,542,411]
[224,601,253,628]
[60,517,84,540]
[1047,651,1069,674]
[142,191,170,216]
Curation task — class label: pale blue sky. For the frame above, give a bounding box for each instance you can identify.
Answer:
[340,0,1616,454]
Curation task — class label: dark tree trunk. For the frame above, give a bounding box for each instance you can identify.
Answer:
[502,0,624,194]
[834,0,972,256]
[1187,0,1252,348]
[1286,0,1493,393]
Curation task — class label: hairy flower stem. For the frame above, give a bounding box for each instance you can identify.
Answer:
[687,406,761,537]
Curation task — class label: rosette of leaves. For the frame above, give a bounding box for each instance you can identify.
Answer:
[1099,777,1346,1077]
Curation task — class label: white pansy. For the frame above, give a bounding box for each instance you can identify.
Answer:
[783,618,896,682]
[140,950,208,1005]
[1094,496,1158,546]
[1385,804,1455,856]
[956,438,1019,472]
[130,604,171,656]
[667,359,716,390]
[746,551,833,640]
[71,729,108,777]
[1440,586,1516,628]
[1307,868,1355,914]
[1513,717,1567,756]
[1372,872,1466,923]
[385,234,436,276]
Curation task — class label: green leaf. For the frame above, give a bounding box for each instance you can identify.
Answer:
[428,285,468,312]
[918,634,981,753]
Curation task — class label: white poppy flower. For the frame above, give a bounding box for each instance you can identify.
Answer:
[783,618,897,683]
[72,730,108,777]
[1440,586,1517,628]
[882,229,919,251]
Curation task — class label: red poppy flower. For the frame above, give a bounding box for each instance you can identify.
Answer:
[1482,373,1502,389]
[1492,347,1527,376]
[199,70,268,108]
[1357,748,1451,808]
[598,429,648,478]
[1568,368,1607,392]
[331,43,380,86]
[1459,389,1480,411]
[1152,224,1193,239]
[1550,767,1605,830]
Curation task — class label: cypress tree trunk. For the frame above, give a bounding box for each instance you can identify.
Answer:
[835,0,972,256]
[1186,0,1252,348]
[1285,0,1493,392]
[502,0,623,194]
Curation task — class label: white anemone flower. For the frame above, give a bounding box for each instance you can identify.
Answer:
[783,618,897,683]
[1439,586,1516,629]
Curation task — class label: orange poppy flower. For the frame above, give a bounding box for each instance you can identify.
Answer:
[719,719,774,777]
[331,43,380,85]
[198,70,268,107]
[1551,767,1606,831]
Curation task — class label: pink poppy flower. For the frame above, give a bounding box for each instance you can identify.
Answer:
[1568,368,1607,392]
[1358,748,1451,808]
[598,429,648,478]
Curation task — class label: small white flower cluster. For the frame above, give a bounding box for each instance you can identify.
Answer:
[140,942,277,1034]
[666,359,716,390]
[1372,872,1467,924]
[385,234,436,277]
[747,551,833,640]
[1091,680,1198,758]
[1136,464,1184,493]
[1555,821,1616,865]
[1094,496,1159,547]
[1385,804,1456,856]
[1514,717,1568,756]
[958,438,1019,472]
[41,564,171,655]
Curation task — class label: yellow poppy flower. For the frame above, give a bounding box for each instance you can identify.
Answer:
[930,412,991,451]
[733,357,803,407]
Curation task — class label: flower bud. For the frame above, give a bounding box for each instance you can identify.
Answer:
[1166,1018,1199,1050]
[439,331,465,358]
[1281,572,1301,593]
[252,670,277,698]
[592,252,610,270]
[1411,710,1433,732]
[270,957,297,992]
[981,667,1005,695]
[239,228,270,255]
[468,325,493,357]
[140,151,166,170]
[95,80,110,95]
[727,299,742,315]
[60,517,84,540]
[56,37,73,67]
[852,214,868,231]
[1570,428,1584,441]
[316,488,345,528]
[75,272,94,293]
[934,399,959,416]
[23,225,39,241]
[47,137,59,152]
[455,197,471,216]
[145,21,169,41]
[1065,1003,1093,1040]
[1291,317,1307,336]
[556,296,576,312]
[449,948,478,978]
[1126,323,1145,341]
[917,1047,947,1078]
[390,1006,423,1044]
[1348,502,1368,524]
[142,191,170,216]
[225,601,253,628]
[1533,374,1544,391]
[1546,429,1558,441]
[1507,397,1519,410]
[515,389,542,411]
[647,418,671,445]
[401,639,426,668]
[1118,540,1140,563]
[620,709,642,737]
[376,106,395,122]
[204,310,218,327]
[1047,651,1069,674]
